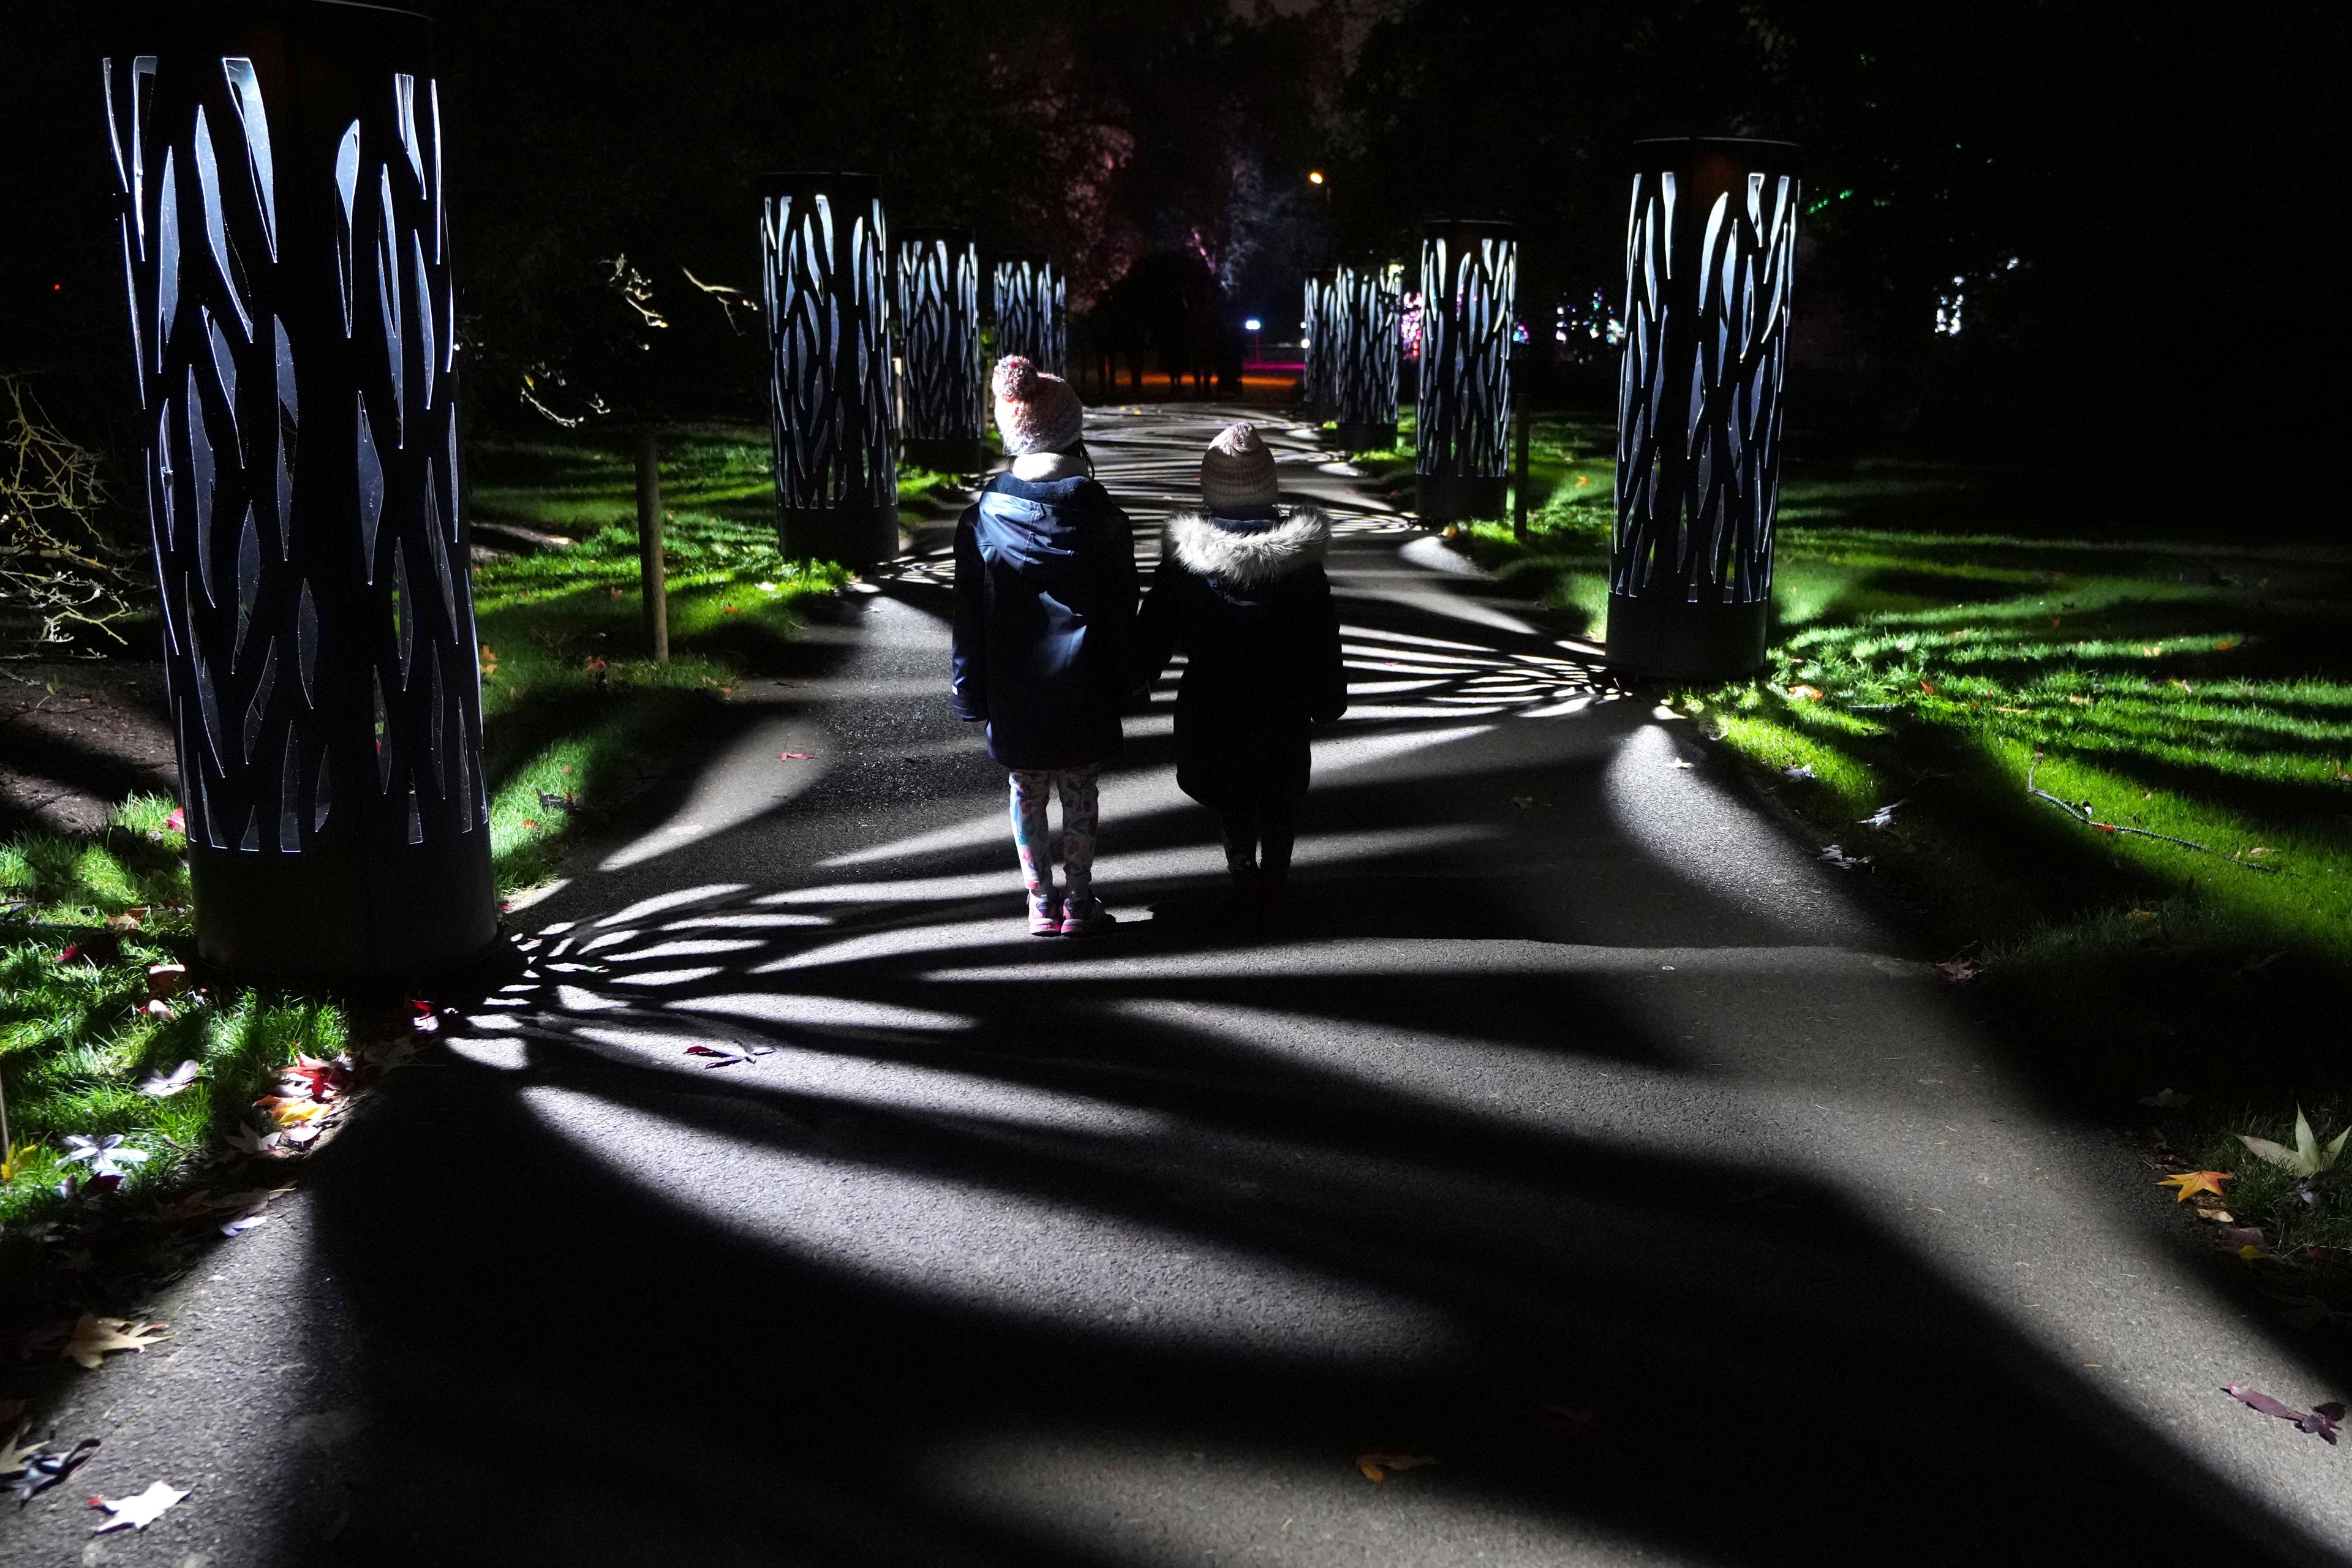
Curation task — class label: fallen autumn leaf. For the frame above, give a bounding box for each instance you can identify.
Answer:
[2223,1384,2343,1444]
[62,1314,168,1370]
[88,1480,189,1533]
[2158,1171,2233,1204]
[10,1434,98,1504]
[136,1060,201,1098]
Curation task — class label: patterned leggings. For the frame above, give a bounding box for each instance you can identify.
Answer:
[1009,765,1101,907]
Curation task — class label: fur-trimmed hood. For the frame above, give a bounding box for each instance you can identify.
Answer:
[1163,506,1331,589]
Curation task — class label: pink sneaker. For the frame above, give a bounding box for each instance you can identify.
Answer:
[1058,894,1115,937]
[1028,892,1062,937]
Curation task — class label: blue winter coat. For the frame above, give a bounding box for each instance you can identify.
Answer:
[1134,505,1346,810]
[951,470,1139,770]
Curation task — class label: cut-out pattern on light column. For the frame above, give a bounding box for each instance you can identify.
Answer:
[993,256,1066,379]
[761,177,899,513]
[1613,154,1800,606]
[1415,227,1516,482]
[894,232,981,446]
[105,50,484,856]
[1301,271,1332,410]
[1333,261,1401,432]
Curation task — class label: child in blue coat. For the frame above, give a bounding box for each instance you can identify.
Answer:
[1135,423,1345,914]
[951,356,1138,936]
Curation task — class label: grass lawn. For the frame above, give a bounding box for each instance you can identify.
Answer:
[0,421,891,1338]
[1453,414,2352,1291]
[466,423,867,899]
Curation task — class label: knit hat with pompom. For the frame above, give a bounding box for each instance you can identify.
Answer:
[990,356,1084,456]
[1199,421,1280,511]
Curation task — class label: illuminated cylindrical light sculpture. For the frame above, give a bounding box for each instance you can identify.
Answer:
[1415,219,1517,522]
[101,2,496,979]
[895,228,983,473]
[761,171,900,567]
[1333,258,1401,452]
[992,254,1066,379]
[1608,138,1801,681]
[1300,270,1333,419]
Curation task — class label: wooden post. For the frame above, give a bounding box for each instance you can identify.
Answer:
[635,428,668,663]
[1512,398,1532,542]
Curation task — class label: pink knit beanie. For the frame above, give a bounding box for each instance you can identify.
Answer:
[1200,422,1280,511]
[990,356,1084,456]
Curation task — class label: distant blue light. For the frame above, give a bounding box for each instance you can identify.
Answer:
[1243,318,1262,332]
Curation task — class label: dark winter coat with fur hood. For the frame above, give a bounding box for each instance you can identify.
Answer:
[1134,505,1346,810]
[951,458,1139,769]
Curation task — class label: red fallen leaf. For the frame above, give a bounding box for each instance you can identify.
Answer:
[163,807,184,834]
[685,1044,755,1068]
[278,1054,352,1101]
[1355,1452,1438,1482]
[2214,639,2238,652]
[779,752,814,761]
[57,944,82,964]
[2223,1384,2343,1443]
[723,603,741,614]
[522,819,540,830]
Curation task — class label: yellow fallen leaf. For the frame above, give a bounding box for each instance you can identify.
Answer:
[1787,685,1825,703]
[62,1313,168,1370]
[2157,1170,2233,1204]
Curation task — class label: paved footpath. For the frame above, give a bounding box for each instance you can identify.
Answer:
[13,407,2351,1565]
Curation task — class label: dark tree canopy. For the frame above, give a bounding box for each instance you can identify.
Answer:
[2,0,2342,502]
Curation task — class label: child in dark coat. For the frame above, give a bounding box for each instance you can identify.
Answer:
[951,356,1139,936]
[1136,423,1345,912]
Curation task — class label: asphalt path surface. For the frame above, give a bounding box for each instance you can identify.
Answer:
[13,406,2351,1565]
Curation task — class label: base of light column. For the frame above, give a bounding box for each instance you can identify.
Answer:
[1605,592,1769,684]
[190,835,499,983]
[780,504,902,568]
[1416,473,1508,523]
